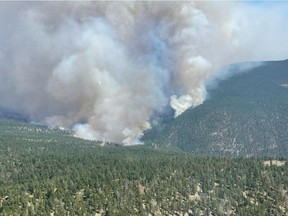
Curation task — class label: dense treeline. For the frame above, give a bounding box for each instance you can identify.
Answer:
[0,119,288,215]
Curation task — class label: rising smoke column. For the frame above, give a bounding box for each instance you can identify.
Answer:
[0,1,288,144]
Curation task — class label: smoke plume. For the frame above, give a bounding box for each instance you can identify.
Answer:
[1,1,288,144]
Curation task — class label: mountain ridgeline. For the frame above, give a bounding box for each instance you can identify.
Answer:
[143,60,288,157]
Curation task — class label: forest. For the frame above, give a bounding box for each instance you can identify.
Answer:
[0,119,287,215]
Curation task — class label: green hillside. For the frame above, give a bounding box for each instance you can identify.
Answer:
[1,60,288,215]
[0,119,288,215]
[144,60,288,157]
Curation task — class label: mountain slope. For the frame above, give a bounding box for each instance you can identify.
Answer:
[144,60,288,157]
[0,74,288,214]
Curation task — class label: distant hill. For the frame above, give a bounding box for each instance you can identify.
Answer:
[143,60,288,157]
[0,107,29,122]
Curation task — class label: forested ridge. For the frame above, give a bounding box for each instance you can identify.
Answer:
[143,60,288,157]
[0,119,288,215]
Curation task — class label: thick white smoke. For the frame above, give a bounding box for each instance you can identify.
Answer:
[0,1,288,144]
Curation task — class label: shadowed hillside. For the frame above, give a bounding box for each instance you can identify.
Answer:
[143,60,288,157]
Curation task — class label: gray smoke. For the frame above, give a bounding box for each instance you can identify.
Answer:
[1,1,288,144]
